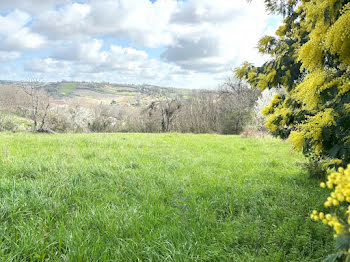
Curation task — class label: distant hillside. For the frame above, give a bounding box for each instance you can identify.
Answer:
[0,80,194,107]
[43,81,191,99]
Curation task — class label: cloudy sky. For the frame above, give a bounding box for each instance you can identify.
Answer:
[0,0,281,89]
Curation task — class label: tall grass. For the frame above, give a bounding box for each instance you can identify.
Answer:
[0,133,334,261]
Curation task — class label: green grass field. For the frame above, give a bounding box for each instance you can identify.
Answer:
[59,83,77,96]
[0,133,334,261]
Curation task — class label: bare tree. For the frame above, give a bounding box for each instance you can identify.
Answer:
[171,90,220,133]
[145,98,182,132]
[20,80,51,132]
[0,84,20,110]
[218,78,260,134]
[219,77,260,106]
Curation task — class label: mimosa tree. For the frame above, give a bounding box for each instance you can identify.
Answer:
[236,0,350,167]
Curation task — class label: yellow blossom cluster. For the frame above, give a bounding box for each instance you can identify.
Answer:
[293,69,327,111]
[258,36,275,54]
[261,94,281,116]
[288,131,304,152]
[290,109,336,155]
[264,106,292,134]
[324,3,350,65]
[298,39,324,71]
[300,0,350,70]
[310,210,344,234]
[322,165,350,205]
[292,69,350,114]
[322,76,350,96]
[234,62,251,79]
[311,165,350,236]
[301,109,336,139]
[256,70,277,90]
[264,115,278,133]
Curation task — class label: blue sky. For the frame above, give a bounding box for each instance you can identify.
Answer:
[0,0,281,89]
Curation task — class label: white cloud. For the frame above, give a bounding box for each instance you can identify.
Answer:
[170,0,248,25]
[33,3,91,40]
[51,38,151,72]
[0,10,31,35]
[0,0,281,89]
[2,28,46,51]
[52,38,104,62]
[0,51,20,62]
[0,0,69,14]
[0,10,46,51]
[33,0,176,47]
[163,0,272,73]
[26,39,183,81]
[24,58,72,74]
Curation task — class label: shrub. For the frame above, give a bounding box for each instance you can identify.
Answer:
[0,114,18,132]
[302,155,328,180]
[311,165,350,261]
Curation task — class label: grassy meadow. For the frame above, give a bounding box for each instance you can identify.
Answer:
[0,133,334,261]
[59,83,77,96]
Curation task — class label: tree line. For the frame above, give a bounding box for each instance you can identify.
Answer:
[0,78,270,135]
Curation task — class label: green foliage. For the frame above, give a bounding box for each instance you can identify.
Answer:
[0,111,32,132]
[0,133,334,261]
[88,119,110,132]
[302,154,328,180]
[0,115,16,132]
[323,252,343,262]
[236,0,350,167]
[221,109,252,134]
[248,0,300,16]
